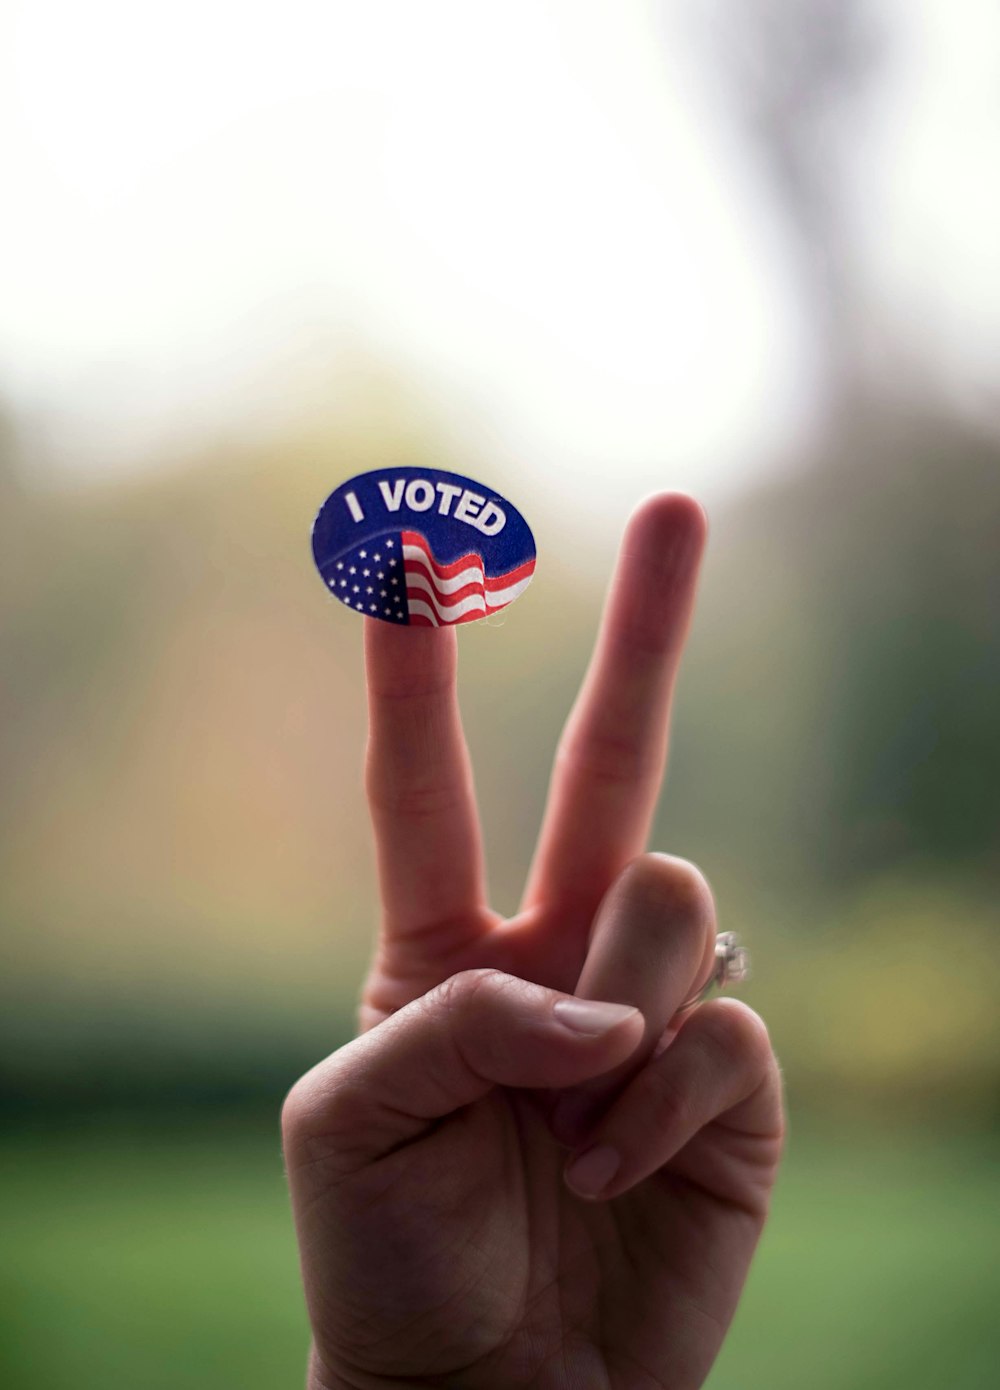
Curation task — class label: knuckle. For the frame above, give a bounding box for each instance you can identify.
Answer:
[281,1071,335,1154]
[280,1077,310,1146]
[280,1054,359,1159]
[702,999,773,1075]
[430,966,509,1017]
[557,727,654,790]
[656,855,715,921]
[616,854,715,938]
[645,1064,692,1134]
[426,968,521,1078]
[365,773,465,821]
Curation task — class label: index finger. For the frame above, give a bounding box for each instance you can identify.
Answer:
[520,493,706,923]
[364,620,488,944]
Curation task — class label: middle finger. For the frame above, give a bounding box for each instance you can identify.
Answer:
[520,493,706,927]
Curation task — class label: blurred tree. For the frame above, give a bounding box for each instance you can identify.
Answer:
[806,410,1000,881]
[668,3,1000,887]
[665,406,1000,894]
[686,0,884,406]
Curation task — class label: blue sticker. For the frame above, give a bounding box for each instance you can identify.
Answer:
[311,467,537,627]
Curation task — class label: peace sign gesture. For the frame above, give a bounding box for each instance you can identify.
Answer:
[284,493,784,1390]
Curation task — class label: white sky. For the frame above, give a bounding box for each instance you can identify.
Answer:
[2,0,999,519]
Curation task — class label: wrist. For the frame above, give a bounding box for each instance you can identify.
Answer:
[308,1345,456,1390]
[307,1345,409,1390]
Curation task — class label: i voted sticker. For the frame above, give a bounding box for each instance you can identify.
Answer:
[311,467,536,627]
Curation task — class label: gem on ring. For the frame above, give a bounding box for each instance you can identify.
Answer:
[679,931,751,1010]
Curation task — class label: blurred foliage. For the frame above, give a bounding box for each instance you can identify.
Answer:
[2,1122,997,1389]
[2,383,999,1130]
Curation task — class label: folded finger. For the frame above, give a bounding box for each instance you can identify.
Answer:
[562,998,783,1202]
[548,854,716,1144]
[283,968,645,1184]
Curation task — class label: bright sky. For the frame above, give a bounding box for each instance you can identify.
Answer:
[2,0,999,519]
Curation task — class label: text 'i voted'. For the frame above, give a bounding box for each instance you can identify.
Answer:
[311,467,536,628]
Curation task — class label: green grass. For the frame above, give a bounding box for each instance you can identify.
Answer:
[0,1121,308,1389]
[1,1121,996,1388]
[711,1130,1000,1390]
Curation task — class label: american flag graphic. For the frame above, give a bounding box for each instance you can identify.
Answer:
[401,530,535,626]
[324,534,408,623]
[324,530,536,626]
[313,467,537,627]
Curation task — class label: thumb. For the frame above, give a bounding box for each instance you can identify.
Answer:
[282,968,644,1178]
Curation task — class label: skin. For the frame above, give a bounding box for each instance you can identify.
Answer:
[283,494,785,1390]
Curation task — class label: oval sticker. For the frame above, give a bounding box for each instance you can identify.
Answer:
[311,467,537,627]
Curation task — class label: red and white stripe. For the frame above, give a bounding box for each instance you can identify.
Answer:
[402,530,535,627]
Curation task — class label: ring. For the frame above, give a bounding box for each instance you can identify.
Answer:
[679,931,750,1011]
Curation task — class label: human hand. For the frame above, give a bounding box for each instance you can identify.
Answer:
[283,494,784,1389]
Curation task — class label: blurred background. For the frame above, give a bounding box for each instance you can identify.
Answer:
[2,2,999,1386]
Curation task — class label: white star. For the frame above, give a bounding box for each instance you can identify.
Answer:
[380,588,387,597]
[376,571,384,579]
[383,607,391,615]
[395,610,403,619]
[328,578,336,588]
[352,584,360,593]
[389,558,397,567]
[374,552,382,561]
[359,549,367,558]
[340,579,347,588]
[336,561,344,570]
[386,539,394,547]
[356,602,364,610]
[369,603,377,612]
[366,586,373,594]
[391,577,399,585]
[349,565,357,574]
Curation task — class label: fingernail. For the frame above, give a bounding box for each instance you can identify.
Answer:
[565,1144,620,1200]
[553,998,639,1036]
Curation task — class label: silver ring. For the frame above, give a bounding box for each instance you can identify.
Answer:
[679,931,750,1010]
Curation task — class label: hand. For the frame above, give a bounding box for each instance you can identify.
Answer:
[283,494,785,1389]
